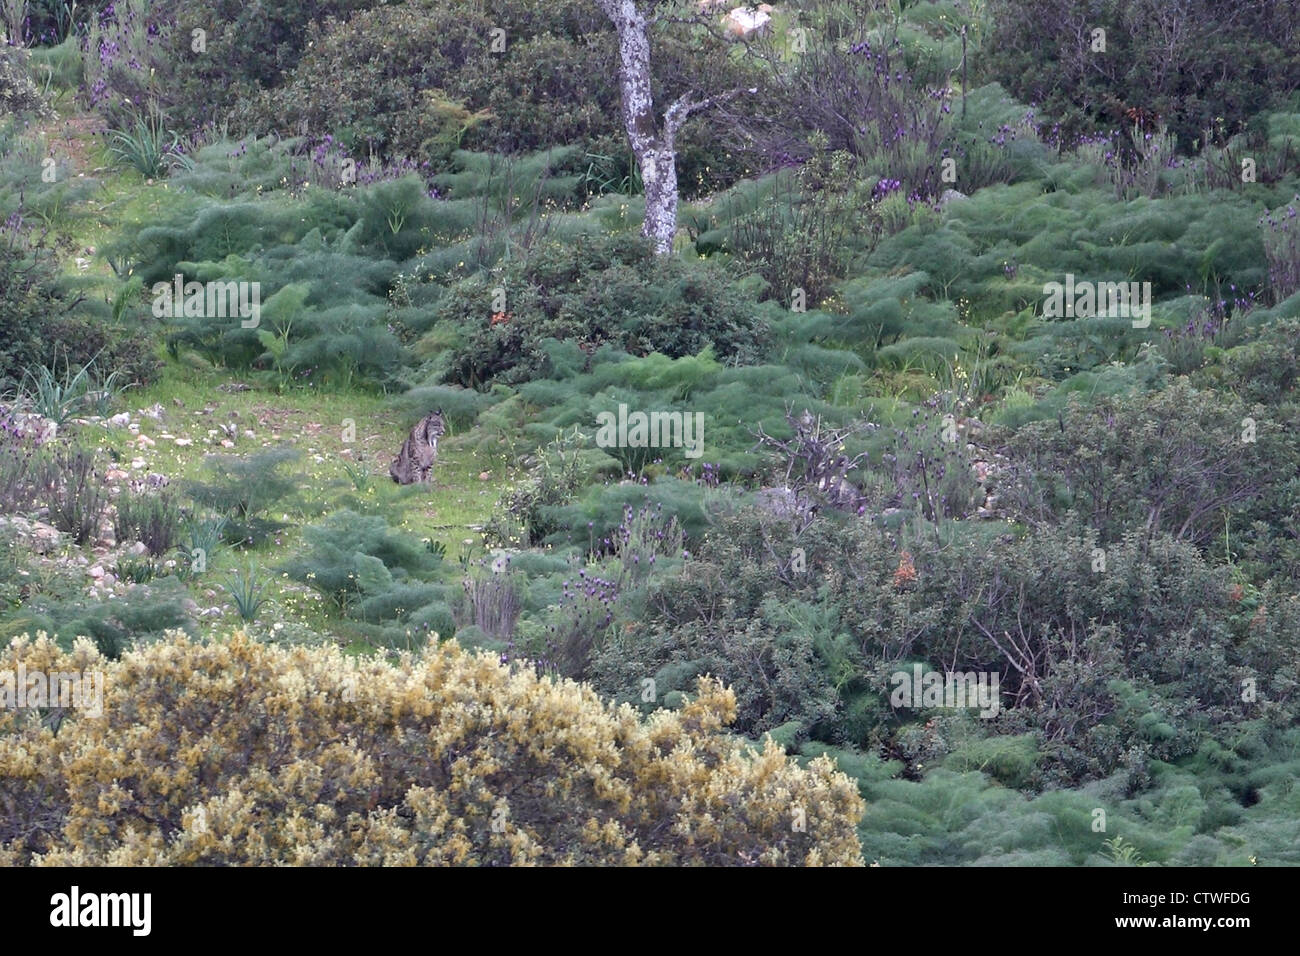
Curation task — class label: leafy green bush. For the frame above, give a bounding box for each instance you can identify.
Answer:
[1,576,195,659]
[184,447,300,546]
[248,2,497,162]
[37,311,163,390]
[0,44,51,119]
[252,0,753,193]
[985,0,1300,150]
[997,380,1300,550]
[113,490,184,556]
[591,506,878,740]
[708,135,883,306]
[1220,318,1300,405]
[0,217,63,390]
[282,511,444,628]
[33,444,109,546]
[433,234,767,388]
[485,428,605,547]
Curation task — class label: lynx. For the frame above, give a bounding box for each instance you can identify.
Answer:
[390,409,445,485]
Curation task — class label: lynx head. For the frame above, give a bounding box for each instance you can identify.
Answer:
[425,408,445,440]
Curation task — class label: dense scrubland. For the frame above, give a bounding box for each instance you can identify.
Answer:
[1,0,1299,865]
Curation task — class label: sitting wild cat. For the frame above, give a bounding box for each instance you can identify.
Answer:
[390,409,445,484]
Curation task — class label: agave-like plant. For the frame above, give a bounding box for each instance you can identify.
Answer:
[224,563,269,622]
[18,351,124,424]
[106,105,195,178]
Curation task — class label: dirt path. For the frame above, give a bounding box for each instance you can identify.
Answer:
[35,106,107,174]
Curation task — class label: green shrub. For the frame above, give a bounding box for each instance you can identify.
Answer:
[987,0,1300,150]
[484,427,600,547]
[113,490,184,556]
[0,44,51,119]
[33,444,109,546]
[1221,318,1300,405]
[184,447,301,547]
[712,135,883,306]
[997,380,1300,550]
[281,510,442,615]
[252,0,753,193]
[2,576,195,659]
[26,37,83,90]
[0,217,62,390]
[433,234,766,388]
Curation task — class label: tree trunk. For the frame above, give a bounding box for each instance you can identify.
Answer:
[639,143,680,256]
[596,0,682,255]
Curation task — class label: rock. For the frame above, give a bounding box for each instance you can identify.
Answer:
[0,517,63,554]
[101,572,117,587]
[174,437,193,447]
[106,468,130,481]
[725,4,773,37]
[136,435,155,448]
[130,541,149,556]
[139,403,165,420]
[130,458,146,470]
[107,412,131,428]
[753,486,815,520]
[221,439,235,448]
[478,471,492,481]
[88,565,105,579]
[939,188,969,208]
[2,410,60,444]
[30,522,62,555]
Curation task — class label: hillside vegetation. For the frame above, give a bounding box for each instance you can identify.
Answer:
[1,0,1299,865]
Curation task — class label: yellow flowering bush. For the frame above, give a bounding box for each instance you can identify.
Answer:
[0,631,864,865]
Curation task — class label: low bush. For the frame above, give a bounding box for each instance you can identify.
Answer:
[33,444,109,546]
[184,447,301,547]
[0,631,866,865]
[433,234,766,388]
[0,577,195,659]
[0,217,63,391]
[113,490,184,556]
[0,44,51,119]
